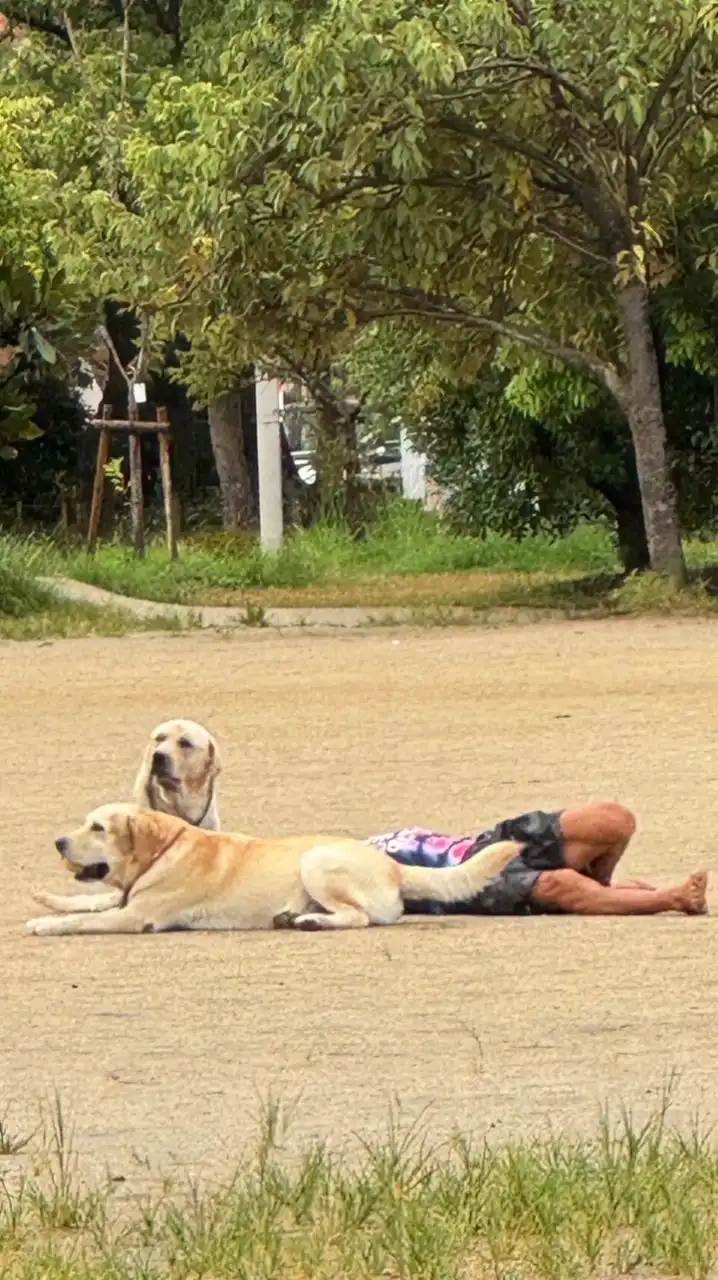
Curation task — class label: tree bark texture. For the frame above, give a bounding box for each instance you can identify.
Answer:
[314,397,363,532]
[614,496,651,574]
[614,279,686,583]
[207,391,255,530]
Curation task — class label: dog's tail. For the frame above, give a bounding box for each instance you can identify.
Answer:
[397,840,519,904]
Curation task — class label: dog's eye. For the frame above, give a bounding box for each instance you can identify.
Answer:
[178,737,193,750]
[90,822,104,833]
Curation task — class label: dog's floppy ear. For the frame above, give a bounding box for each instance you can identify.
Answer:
[208,737,222,778]
[126,814,136,852]
[134,809,185,864]
[132,738,155,806]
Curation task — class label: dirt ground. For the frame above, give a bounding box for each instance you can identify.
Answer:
[3,618,718,1191]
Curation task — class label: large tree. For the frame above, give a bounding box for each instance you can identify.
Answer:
[0,1,360,527]
[6,0,718,569]
[349,316,718,572]
[122,0,718,580]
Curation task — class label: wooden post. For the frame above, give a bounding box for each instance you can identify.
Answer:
[128,428,145,558]
[171,492,182,538]
[157,407,178,559]
[87,414,111,553]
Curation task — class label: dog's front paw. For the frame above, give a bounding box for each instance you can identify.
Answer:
[26,915,61,936]
[31,891,61,912]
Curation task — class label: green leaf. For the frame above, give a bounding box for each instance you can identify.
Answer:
[30,329,58,364]
[17,421,43,440]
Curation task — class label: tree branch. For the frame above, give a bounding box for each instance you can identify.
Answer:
[453,58,600,115]
[643,105,700,179]
[364,284,627,404]
[120,0,133,111]
[505,0,531,27]
[635,30,704,167]
[61,9,80,59]
[437,115,581,191]
[534,215,612,265]
[437,115,622,236]
[98,324,131,393]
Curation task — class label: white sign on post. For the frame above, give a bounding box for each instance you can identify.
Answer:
[255,376,283,552]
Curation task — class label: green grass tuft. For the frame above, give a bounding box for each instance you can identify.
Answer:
[0,534,188,639]
[1,1092,718,1279]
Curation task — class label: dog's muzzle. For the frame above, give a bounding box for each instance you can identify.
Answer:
[151,750,180,791]
[55,837,109,882]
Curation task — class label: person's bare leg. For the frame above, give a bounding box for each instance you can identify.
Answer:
[559,803,644,886]
[531,868,708,916]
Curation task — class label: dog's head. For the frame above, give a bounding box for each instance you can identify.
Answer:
[136,719,222,814]
[54,805,187,891]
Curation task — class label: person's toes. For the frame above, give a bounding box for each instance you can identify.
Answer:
[685,870,709,915]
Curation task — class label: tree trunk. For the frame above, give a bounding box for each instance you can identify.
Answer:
[590,463,651,575]
[314,397,364,532]
[614,495,650,574]
[207,391,255,529]
[614,279,686,583]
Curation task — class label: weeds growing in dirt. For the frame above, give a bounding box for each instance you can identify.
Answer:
[0,1110,33,1157]
[1,1089,718,1279]
[5,505,718,622]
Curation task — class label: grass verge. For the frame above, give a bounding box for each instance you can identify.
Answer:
[6,506,718,620]
[1,1093,717,1279]
[0,549,187,641]
[14,508,622,603]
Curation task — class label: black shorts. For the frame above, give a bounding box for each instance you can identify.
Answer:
[463,809,567,916]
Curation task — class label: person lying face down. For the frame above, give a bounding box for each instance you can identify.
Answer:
[368,804,708,918]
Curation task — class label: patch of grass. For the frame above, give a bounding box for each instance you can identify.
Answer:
[2,1093,718,1279]
[16,506,621,603]
[0,536,187,640]
[7,507,718,622]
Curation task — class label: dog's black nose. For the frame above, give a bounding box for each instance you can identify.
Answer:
[55,837,68,856]
[152,750,167,771]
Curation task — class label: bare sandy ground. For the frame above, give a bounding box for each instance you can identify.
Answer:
[2,618,718,1190]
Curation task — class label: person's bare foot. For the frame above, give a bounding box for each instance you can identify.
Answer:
[677,870,709,915]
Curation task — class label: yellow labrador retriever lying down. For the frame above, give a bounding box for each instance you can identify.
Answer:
[26,806,518,937]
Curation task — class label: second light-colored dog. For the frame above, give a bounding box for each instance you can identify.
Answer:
[133,719,222,830]
[27,806,519,936]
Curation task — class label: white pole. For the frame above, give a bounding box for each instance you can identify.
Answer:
[255,375,284,552]
[399,427,427,504]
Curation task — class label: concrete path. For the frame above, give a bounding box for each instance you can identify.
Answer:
[39,576,442,630]
[41,577,569,631]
